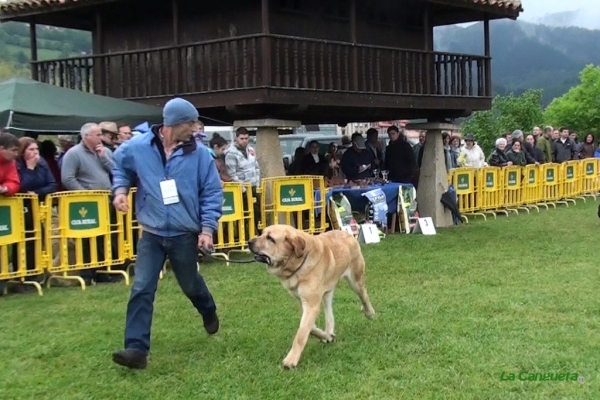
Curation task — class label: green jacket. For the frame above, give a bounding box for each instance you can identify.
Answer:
[505,150,527,166]
[537,136,552,163]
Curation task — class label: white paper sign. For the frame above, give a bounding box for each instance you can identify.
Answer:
[341,224,355,235]
[358,223,380,244]
[412,217,437,235]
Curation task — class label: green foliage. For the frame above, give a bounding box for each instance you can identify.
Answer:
[0,60,30,80]
[545,64,600,136]
[461,89,545,153]
[0,22,91,69]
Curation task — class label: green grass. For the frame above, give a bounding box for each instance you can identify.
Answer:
[2,200,600,399]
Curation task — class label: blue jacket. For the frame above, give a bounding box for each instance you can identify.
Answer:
[16,158,58,201]
[111,126,223,237]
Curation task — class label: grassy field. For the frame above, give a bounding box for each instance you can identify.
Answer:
[1,200,599,399]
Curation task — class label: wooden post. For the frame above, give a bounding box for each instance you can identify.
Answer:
[350,0,358,90]
[172,0,180,93]
[29,22,38,80]
[261,0,272,86]
[423,7,431,94]
[483,14,491,97]
[94,9,104,94]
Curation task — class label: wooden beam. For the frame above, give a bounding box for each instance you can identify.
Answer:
[425,0,520,19]
[0,0,122,21]
[484,14,491,97]
[261,0,271,87]
[94,8,104,94]
[172,0,180,93]
[423,7,431,94]
[172,0,179,44]
[29,22,38,80]
[350,0,358,91]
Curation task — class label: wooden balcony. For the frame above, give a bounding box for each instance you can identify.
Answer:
[31,34,491,123]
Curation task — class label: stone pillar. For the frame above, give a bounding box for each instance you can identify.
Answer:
[233,119,301,178]
[233,119,301,227]
[406,122,458,228]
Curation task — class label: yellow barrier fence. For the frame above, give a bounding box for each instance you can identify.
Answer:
[522,164,545,211]
[44,190,129,290]
[0,194,44,296]
[211,182,256,266]
[453,167,486,221]
[502,166,529,214]
[560,161,586,204]
[541,163,568,208]
[258,175,328,234]
[581,158,599,199]
[477,167,506,218]
[454,160,600,218]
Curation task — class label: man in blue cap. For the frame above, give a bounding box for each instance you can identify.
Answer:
[110,97,223,369]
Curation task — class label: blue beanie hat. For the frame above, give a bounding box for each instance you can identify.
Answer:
[163,98,199,127]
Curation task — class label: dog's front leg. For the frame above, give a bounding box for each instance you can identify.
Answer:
[282,298,320,369]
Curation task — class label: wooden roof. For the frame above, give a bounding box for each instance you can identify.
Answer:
[0,0,523,19]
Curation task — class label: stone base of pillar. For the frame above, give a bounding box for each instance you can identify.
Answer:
[233,119,301,179]
[406,122,458,228]
[233,119,301,228]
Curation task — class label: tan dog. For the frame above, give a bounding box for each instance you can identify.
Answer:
[248,224,375,369]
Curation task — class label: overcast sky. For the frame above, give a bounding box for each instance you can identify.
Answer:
[520,0,598,23]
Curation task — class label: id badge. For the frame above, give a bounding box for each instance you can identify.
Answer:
[160,179,180,205]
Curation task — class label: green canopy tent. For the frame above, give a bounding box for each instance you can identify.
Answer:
[0,77,163,133]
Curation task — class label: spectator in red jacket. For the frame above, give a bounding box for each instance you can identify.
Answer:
[0,130,20,196]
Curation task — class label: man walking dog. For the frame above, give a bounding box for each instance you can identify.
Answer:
[110,98,223,369]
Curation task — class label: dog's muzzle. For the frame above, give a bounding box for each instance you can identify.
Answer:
[253,253,271,265]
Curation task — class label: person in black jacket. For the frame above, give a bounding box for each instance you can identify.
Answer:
[488,138,511,167]
[302,140,327,175]
[526,134,546,163]
[384,126,418,186]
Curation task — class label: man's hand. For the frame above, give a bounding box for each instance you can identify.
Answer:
[95,144,105,158]
[198,233,214,253]
[0,186,7,194]
[113,193,129,212]
[535,162,540,166]
[507,161,513,166]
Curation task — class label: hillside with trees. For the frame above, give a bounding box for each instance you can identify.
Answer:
[0,22,91,80]
[434,19,600,105]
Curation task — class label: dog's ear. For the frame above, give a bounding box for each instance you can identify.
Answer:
[286,233,306,258]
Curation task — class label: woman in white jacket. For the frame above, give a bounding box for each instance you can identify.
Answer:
[458,133,487,168]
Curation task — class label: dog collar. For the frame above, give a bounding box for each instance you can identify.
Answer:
[286,253,310,279]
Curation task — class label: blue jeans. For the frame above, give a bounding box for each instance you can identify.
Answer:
[124,231,216,355]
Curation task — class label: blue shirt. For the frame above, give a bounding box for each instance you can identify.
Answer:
[111,125,223,237]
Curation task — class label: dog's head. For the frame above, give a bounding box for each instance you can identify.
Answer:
[248,225,306,273]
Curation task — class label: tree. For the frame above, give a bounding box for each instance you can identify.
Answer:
[0,60,30,80]
[461,89,545,153]
[545,64,600,136]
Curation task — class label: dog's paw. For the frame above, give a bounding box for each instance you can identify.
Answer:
[362,306,376,319]
[282,357,298,369]
[321,333,336,343]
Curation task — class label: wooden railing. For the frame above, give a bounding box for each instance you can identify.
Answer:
[32,34,490,99]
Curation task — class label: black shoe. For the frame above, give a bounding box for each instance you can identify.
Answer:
[202,312,219,335]
[112,349,148,369]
